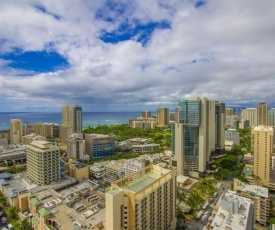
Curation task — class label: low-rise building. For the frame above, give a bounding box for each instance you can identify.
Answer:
[234,179,270,226]
[22,133,45,145]
[124,159,145,177]
[104,160,125,183]
[224,140,234,151]
[0,144,26,165]
[132,143,160,153]
[225,128,240,145]
[64,160,89,182]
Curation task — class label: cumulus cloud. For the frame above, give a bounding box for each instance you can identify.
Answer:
[0,0,275,111]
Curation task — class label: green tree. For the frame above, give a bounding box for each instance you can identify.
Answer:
[6,206,19,220]
[186,191,204,211]
[20,219,32,230]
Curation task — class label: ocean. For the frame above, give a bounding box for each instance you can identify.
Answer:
[0,112,146,130]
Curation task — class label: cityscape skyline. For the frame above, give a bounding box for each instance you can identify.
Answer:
[0,1,275,112]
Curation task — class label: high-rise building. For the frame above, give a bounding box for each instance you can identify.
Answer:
[59,124,73,145]
[85,134,115,159]
[257,102,268,126]
[252,126,273,187]
[105,164,177,230]
[9,119,22,144]
[174,107,181,122]
[268,108,275,126]
[62,105,82,133]
[67,133,85,160]
[225,128,240,145]
[156,108,170,127]
[226,108,234,116]
[171,97,225,177]
[26,140,60,185]
[241,108,257,127]
[141,111,151,118]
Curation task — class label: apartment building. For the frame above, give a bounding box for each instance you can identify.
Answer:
[234,179,270,226]
[252,126,273,187]
[241,108,257,127]
[26,140,60,185]
[62,104,82,133]
[225,128,240,145]
[156,108,170,127]
[257,102,269,126]
[9,119,22,144]
[105,164,177,230]
[67,133,85,160]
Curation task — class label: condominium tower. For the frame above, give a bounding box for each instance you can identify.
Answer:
[268,108,275,126]
[252,126,273,187]
[156,108,170,127]
[62,105,82,133]
[241,108,257,127]
[226,108,234,116]
[257,102,268,126]
[105,164,177,230]
[172,97,225,177]
[9,119,22,144]
[141,111,151,118]
[26,140,60,185]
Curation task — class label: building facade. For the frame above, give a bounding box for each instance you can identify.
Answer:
[257,102,269,126]
[26,140,60,185]
[268,108,275,127]
[67,133,85,160]
[62,105,82,133]
[241,108,257,127]
[156,108,170,127]
[85,134,115,159]
[105,164,177,230]
[252,126,273,187]
[59,124,73,145]
[234,179,270,226]
[225,128,240,145]
[9,119,22,144]
[141,111,151,118]
[226,108,234,116]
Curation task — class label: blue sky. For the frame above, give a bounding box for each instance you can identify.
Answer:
[0,0,275,112]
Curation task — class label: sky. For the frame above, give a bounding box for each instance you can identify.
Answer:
[0,0,275,112]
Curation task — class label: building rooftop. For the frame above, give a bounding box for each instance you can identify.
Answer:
[126,173,159,193]
[29,140,57,149]
[235,182,269,198]
[253,126,273,132]
[211,191,253,230]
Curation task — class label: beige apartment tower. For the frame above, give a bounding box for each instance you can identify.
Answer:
[105,164,177,230]
[26,140,60,185]
[252,126,273,187]
[141,111,151,118]
[241,108,257,127]
[257,102,268,126]
[62,105,82,133]
[9,119,22,144]
[156,108,170,127]
[226,108,234,116]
